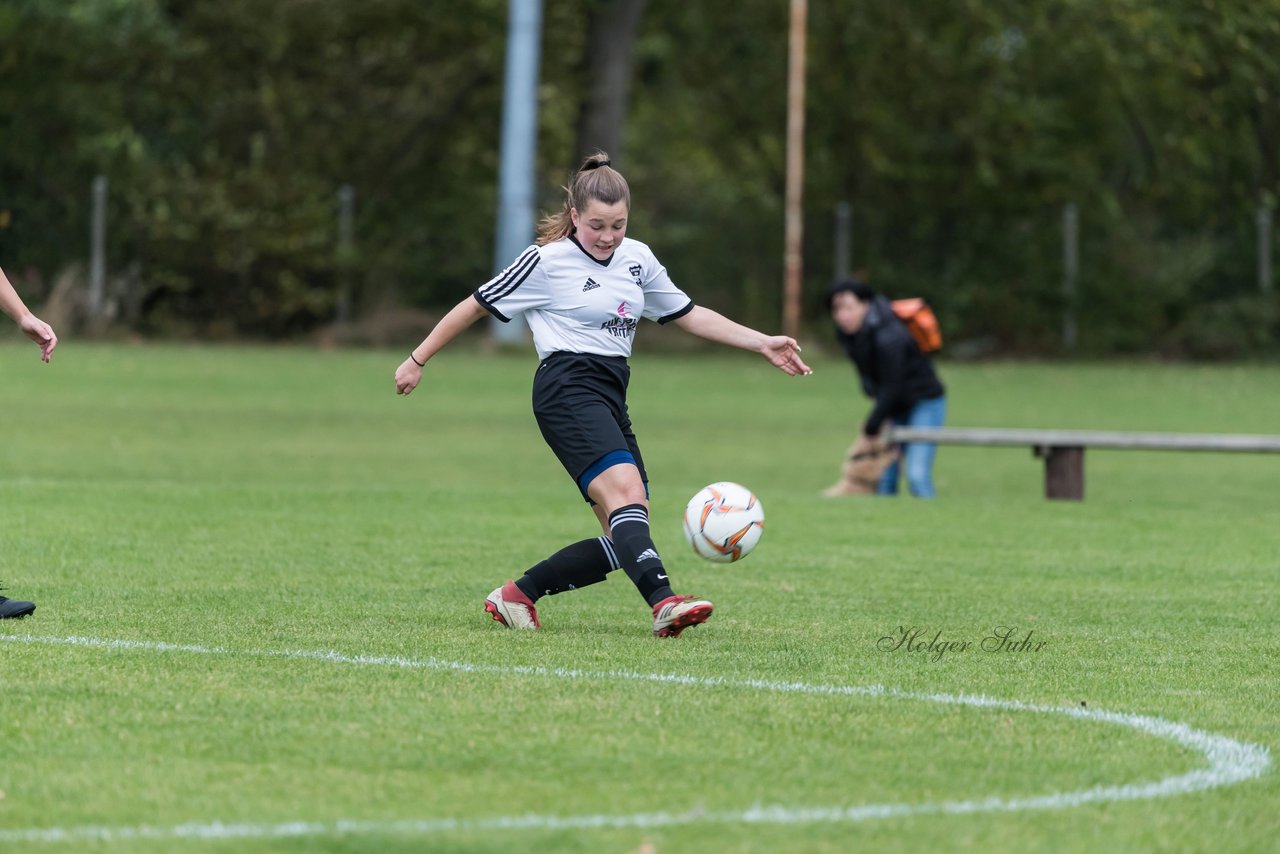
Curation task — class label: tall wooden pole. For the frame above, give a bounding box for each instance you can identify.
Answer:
[782,0,807,339]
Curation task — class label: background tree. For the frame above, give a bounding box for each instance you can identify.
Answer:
[572,0,648,167]
[1,0,1276,354]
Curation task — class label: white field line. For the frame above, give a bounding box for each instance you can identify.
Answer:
[0,633,1270,845]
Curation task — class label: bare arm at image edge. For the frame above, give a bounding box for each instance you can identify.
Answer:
[0,267,58,362]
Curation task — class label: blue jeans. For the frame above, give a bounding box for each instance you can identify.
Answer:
[877,396,947,498]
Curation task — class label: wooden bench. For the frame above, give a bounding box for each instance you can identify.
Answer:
[886,426,1280,500]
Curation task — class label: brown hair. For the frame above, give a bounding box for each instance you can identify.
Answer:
[535,151,631,245]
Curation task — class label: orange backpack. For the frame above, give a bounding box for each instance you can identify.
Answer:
[890,298,942,354]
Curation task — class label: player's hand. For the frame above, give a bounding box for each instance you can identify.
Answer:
[760,335,812,376]
[19,313,57,362]
[395,359,423,395]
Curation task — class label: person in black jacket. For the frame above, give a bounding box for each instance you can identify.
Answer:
[826,278,946,497]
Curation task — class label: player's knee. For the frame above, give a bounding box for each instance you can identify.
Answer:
[610,482,649,509]
[587,463,647,508]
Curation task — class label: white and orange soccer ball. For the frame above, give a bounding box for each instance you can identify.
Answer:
[682,482,765,563]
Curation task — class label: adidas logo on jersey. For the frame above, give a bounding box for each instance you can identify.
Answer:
[583,277,600,291]
[637,548,660,562]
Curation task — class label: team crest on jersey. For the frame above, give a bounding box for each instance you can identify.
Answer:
[583,277,600,292]
[629,264,642,286]
[601,301,639,339]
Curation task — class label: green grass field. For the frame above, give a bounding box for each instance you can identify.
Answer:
[1,340,1278,852]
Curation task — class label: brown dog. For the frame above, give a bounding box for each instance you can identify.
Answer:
[822,436,899,496]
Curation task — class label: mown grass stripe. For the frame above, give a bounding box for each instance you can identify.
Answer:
[0,632,1268,844]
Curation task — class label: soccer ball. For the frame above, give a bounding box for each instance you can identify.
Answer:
[682,482,765,563]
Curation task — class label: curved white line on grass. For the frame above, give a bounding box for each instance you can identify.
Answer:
[0,633,1270,845]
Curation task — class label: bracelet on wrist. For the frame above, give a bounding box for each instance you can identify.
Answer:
[409,352,425,367]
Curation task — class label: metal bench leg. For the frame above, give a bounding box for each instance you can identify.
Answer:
[1035,445,1085,500]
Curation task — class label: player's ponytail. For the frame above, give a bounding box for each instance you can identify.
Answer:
[535,151,631,245]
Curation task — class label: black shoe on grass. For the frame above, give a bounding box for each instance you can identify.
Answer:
[0,595,36,619]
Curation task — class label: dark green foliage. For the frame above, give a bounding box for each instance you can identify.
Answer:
[1,0,1277,351]
[1163,293,1280,358]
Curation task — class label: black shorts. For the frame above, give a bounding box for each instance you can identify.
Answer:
[532,351,649,502]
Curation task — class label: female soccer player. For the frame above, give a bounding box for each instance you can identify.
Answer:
[394,152,810,637]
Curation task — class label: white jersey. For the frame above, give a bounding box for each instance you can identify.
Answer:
[474,237,694,360]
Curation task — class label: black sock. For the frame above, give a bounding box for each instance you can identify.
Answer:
[607,504,675,607]
[515,537,619,602]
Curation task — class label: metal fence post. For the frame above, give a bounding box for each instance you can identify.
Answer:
[89,175,108,318]
[834,201,851,280]
[337,184,355,324]
[1258,204,1273,294]
[1062,202,1078,353]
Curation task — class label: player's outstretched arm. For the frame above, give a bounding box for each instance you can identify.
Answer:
[673,305,812,376]
[0,267,58,362]
[395,295,490,395]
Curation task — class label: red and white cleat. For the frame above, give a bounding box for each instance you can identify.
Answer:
[652,594,713,638]
[484,581,541,629]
